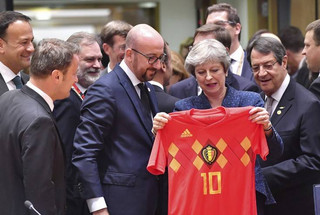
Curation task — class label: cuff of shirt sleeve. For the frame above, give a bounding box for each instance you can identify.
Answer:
[86,197,107,213]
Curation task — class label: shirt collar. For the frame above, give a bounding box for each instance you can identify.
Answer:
[266,73,290,102]
[0,61,19,84]
[75,83,87,93]
[26,81,54,111]
[120,60,142,87]
[230,45,244,61]
[149,80,163,90]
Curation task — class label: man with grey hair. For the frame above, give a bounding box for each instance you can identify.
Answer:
[249,36,320,215]
[302,19,320,99]
[53,31,102,215]
[100,20,132,73]
[0,38,79,215]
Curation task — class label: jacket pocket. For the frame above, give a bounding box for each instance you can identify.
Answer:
[102,172,136,187]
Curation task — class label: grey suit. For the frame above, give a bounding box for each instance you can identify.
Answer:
[0,71,29,96]
[0,85,66,215]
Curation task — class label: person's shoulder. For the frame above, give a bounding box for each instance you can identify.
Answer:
[170,76,195,90]
[175,96,198,109]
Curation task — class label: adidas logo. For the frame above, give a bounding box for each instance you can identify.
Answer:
[181,129,193,138]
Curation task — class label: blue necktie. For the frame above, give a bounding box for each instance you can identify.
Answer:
[12,76,23,89]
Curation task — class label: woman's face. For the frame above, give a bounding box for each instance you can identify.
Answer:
[195,61,227,98]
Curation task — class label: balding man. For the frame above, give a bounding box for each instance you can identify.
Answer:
[72,24,164,215]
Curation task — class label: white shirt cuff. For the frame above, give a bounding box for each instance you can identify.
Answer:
[86,197,107,212]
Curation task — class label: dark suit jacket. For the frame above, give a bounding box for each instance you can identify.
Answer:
[152,84,179,113]
[72,64,160,215]
[0,71,29,96]
[309,76,320,100]
[295,59,318,89]
[0,86,65,215]
[53,90,90,215]
[242,52,254,80]
[260,78,320,215]
[174,86,283,205]
[169,72,259,99]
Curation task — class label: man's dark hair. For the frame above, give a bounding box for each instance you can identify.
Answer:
[206,3,241,40]
[194,23,231,49]
[279,26,304,53]
[0,11,31,39]
[100,20,132,47]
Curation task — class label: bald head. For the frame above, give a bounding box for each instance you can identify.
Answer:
[126,24,163,48]
[125,24,165,82]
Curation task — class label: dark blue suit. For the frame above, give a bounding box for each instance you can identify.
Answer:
[241,52,254,80]
[72,64,160,215]
[174,86,283,215]
[169,71,259,99]
[53,89,90,215]
[261,78,320,215]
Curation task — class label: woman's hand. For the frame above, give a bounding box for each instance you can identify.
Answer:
[249,107,272,135]
[152,112,171,135]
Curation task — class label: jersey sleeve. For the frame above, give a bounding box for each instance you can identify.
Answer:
[147,130,167,175]
[251,124,269,160]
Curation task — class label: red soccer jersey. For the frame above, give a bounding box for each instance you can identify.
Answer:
[147,106,269,215]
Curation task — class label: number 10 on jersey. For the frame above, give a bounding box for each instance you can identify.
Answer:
[201,172,221,195]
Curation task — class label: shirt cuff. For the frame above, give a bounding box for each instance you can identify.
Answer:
[86,197,107,213]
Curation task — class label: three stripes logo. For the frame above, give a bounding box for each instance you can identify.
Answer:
[181,129,193,138]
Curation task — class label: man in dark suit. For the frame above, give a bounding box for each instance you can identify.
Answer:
[279,26,318,88]
[0,11,34,96]
[302,19,320,99]
[0,38,79,215]
[169,23,259,99]
[53,32,102,215]
[249,36,320,215]
[206,3,253,80]
[150,43,179,113]
[72,24,164,215]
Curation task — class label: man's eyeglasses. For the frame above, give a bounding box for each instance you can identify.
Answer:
[252,61,278,73]
[213,20,237,26]
[131,48,166,65]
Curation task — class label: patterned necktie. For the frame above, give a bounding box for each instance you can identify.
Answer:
[12,76,23,89]
[266,96,274,116]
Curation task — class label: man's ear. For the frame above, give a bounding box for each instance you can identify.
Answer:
[102,43,111,55]
[235,23,241,37]
[282,55,288,69]
[0,38,5,54]
[51,69,63,83]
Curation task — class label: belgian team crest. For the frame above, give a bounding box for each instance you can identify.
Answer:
[201,145,218,165]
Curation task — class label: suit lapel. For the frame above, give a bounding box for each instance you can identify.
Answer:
[0,73,9,96]
[21,85,66,158]
[115,67,154,140]
[270,80,295,126]
[20,72,30,84]
[146,82,159,117]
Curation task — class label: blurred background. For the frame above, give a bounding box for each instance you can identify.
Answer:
[1,0,319,53]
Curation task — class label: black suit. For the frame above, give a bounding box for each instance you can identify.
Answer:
[0,72,29,96]
[295,60,318,89]
[261,78,320,215]
[169,72,260,99]
[309,76,320,100]
[53,89,90,215]
[152,84,179,113]
[0,86,66,215]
